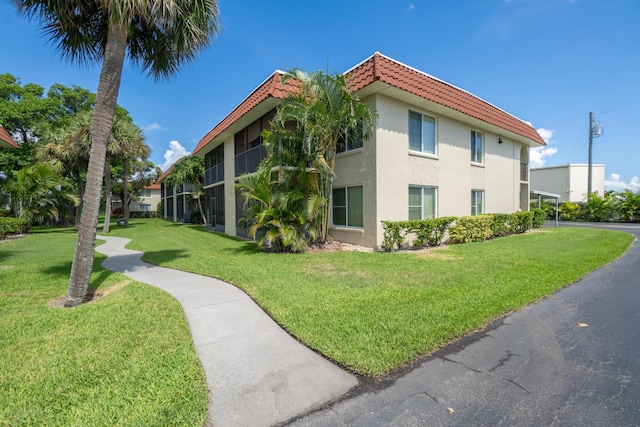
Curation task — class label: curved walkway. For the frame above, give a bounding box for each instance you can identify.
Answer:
[95,235,357,427]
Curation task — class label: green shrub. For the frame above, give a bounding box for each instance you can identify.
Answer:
[129,211,158,219]
[0,217,29,238]
[489,213,510,237]
[448,215,493,243]
[189,211,203,224]
[559,201,580,220]
[531,208,546,228]
[381,217,457,251]
[413,216,457,246]
[510,211,534,233]
[381,220,409,251]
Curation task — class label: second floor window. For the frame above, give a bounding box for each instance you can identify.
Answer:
[337,120,364,153]
[409,111,436,155]
[471,130,484,164]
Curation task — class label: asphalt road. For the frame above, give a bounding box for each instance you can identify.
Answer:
[286,222,640,426]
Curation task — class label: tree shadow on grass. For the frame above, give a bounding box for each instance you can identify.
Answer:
[185,226,261,254]
[40,260,119,304]
[138,248,190,265]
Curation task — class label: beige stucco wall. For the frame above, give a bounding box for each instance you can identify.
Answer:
[332,93,529,249]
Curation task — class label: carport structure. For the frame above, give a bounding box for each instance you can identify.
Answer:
[531,190,560,227]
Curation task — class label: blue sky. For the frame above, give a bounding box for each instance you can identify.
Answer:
[1,0,639,191]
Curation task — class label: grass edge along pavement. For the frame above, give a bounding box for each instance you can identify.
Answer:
[107,219,634,377]
[0,227,208,427]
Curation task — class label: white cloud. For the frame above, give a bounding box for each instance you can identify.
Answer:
[407,3,415,12]
[144,122,167,132]
[604,173,640,192]
[529,127,557,168]
[536,128,553,144]
[530,146,558,168]
[161,140,190,171]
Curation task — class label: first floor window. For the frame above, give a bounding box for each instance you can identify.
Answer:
[409,186,437,220]
[471,190,484,216]
[139,204,151,212]
[471,130,483,163]
[332,186,363,227]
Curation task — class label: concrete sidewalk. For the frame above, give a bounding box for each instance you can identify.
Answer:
[95,235,357,426]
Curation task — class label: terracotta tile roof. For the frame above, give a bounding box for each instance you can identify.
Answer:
[193,53,545,155]
[193,72,300,154]
[345,53,545,146]
[145,183,161,190]
[156,166,174,183]
[0,125,19,148]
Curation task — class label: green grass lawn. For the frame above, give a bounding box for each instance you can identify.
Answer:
[0,228,207,426]
[107,219,634,376]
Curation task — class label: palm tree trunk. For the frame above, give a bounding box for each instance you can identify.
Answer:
[73,171,84,231]
[65,23,127,307]
[123,158,129,227]
[103,160,112,233]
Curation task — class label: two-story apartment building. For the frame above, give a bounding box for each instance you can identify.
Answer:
[129,183,161,213]
[157,166,198,223]
[193,53,546,248]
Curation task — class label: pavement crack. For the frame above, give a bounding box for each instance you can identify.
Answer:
[505,378,531,395]
[489,351,523,372]
[443,356,483,373]
[405,390,439,403]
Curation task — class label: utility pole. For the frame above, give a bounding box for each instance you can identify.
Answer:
[588,111,593,195]
[587,112,603,196]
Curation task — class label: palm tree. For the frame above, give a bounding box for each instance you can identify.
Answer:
[13,0,220,307]
[103,112,149,232]
[36,111,91,226]
[237,166,322,253]
[5,164,79,226]
[266,70,376,242]
[615,189,640,222]
[163,155,207,225]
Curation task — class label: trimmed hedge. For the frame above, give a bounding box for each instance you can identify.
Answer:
[129,211,158,219]
[381,211,536,251]
[0,217,29,238]
[449,215,494,243]
[381,217,456,251]
[531,208,546,228]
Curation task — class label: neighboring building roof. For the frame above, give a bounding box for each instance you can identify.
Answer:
[0,125,19,148]
[193,52,545,155]
[145,183,161,190]
[531,163,605,171]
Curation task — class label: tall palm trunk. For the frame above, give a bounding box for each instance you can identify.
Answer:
[103,161,112,233]
[73,171,84,231]
[65,23,127,307]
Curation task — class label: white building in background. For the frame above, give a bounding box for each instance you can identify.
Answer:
[530,164,605,203]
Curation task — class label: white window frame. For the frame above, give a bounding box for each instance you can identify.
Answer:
[408,186,437,220]
[471,190,484,216]
[332,185,363,228]
[409,110,437,155]
[139,203,151,212]
[471,130,484,164]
